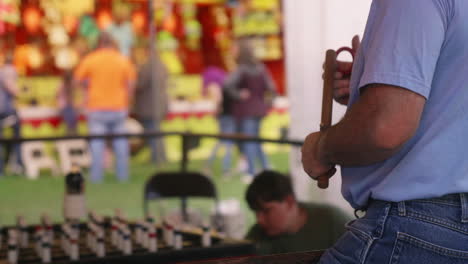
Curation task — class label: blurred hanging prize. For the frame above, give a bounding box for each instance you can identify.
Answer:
[23,6,42,34]
[55,47,78,70]
[47,24,69,46]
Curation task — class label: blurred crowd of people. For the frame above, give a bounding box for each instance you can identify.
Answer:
[1,30,277,183]
[0,29,169,181]
[203,38,277,183]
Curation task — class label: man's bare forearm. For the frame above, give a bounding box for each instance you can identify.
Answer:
[317,85,425,167]
[318,105,400,167]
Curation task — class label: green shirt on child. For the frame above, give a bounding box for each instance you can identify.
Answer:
[246,202,351,255]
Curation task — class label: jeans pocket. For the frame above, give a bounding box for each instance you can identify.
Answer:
[390,232,468,264]
[320,221,373,264]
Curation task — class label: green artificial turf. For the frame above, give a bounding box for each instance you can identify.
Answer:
[0,151,290,229]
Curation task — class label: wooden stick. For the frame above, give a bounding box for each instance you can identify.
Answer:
[317,50,337,189]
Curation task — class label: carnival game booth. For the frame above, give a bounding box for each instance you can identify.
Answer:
[0,0,287,160]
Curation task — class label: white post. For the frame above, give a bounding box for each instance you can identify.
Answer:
[202,225,211,247]
[35,228,43,257]
[148,225,158,253]
[41,235,51,263]
[96,229,105,258]
[135,221,142,245]
[41,214,54,241]
[123,228,132,255]
[69,232,79,261]
[163,222,174,247]
[283,0,372,213]
[17,216,28,248]
[7,229,18,264]
[111,219,118,246]
[142,223,149,249]
[173,229,182,250]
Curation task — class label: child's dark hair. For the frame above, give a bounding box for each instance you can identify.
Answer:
[245,170,295,211]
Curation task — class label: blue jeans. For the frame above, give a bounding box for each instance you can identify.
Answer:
[319,193,468,264]
[0,109,22,175]
[61,105,77,135]
[239,117,269,176]
[88,111,129,182]
[207,115,236,172]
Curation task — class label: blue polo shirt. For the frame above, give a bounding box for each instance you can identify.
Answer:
[343,0,468,209]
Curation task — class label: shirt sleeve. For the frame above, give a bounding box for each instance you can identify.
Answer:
[358,0,448,98]
[223,69,243,100]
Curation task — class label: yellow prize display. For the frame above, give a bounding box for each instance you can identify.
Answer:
[251,0,279,10]
[43,0,94,17]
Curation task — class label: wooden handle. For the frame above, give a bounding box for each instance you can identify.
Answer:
[317,176,329,189]
[317,50,337,189]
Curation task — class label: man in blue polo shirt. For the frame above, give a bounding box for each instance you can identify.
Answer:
[302,0,468,263]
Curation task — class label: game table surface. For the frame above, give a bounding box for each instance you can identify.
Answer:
[190,250,324,264]
[0,222,256,264]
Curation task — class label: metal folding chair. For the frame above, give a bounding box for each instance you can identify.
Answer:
[143,171,219,224]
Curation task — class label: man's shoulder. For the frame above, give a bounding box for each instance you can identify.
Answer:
[79,51,101,67]
[82,50,102,60]
[109,51,134,68]
[87,49,121,59]
[85,50,133,68]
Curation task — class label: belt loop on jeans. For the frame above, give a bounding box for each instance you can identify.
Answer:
[460,193,468,223]
[397,201,406,216]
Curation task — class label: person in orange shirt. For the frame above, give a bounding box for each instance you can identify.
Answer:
[74,32,136,182]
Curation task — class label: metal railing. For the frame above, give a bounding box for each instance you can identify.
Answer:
[0,132,304,172]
